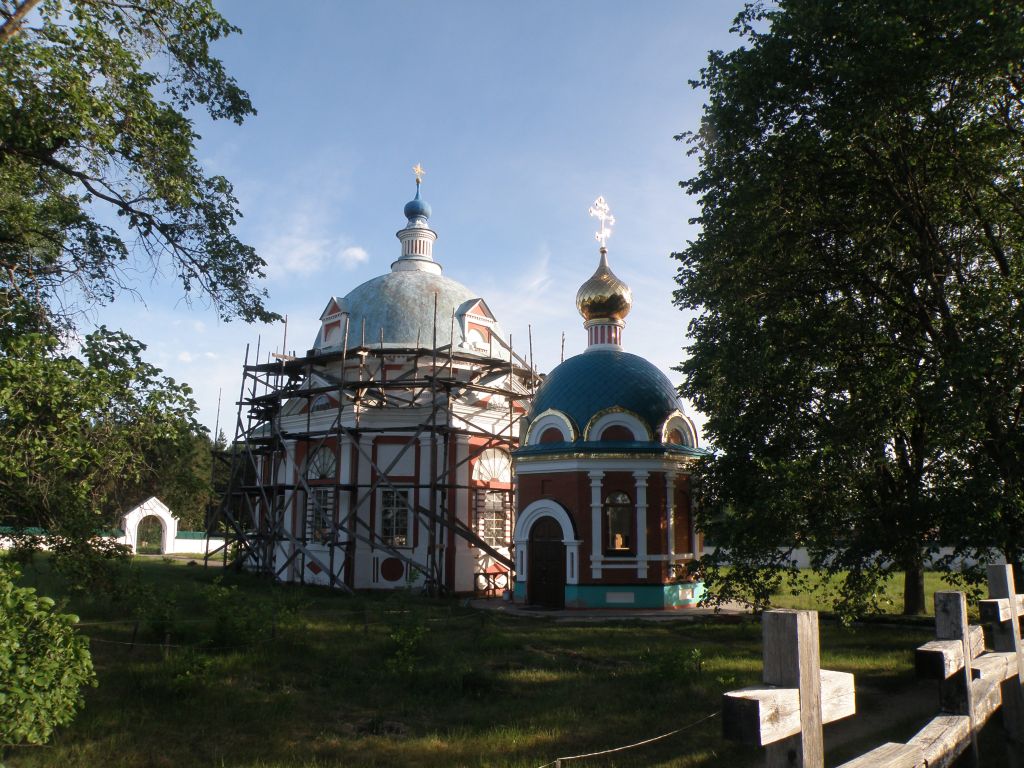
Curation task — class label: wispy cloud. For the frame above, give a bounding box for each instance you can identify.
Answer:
[339,246,369,269]
[177,351,194,363]
[259,211,368,278]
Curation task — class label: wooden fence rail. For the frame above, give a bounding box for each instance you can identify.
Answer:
[722,564,1024,767]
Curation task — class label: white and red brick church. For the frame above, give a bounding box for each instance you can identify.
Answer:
[239,179,705,607]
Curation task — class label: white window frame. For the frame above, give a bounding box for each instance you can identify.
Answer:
[379,487,413,548]
[306,487,335,543]
[306,446,337,481]
[474,489,512,547]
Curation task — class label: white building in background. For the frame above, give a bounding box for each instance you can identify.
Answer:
[225,177,534,593]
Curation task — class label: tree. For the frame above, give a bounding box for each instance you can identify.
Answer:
[0,324,202,536]
[0,0,276,332]
[677,0,1024,616]
[109,429,216,532]
[0,1,270,741]
[0,0,275,535]
[0,560,95,750]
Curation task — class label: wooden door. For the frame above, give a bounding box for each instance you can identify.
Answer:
[528,516,566,609]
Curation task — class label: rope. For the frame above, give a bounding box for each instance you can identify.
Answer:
[86,634,276,650]
[534,710,720,767]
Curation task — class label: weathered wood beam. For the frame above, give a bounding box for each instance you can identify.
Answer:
[971,651,1018,682]
[833,677,1000,768]
[935,591,979,765]
[986,563,1024,767]
[915,625,985,679]
[722,669,855,747]
[972,673,1003,727]
[763,610,824,768]
[834,742,923,768]
[979,593,1024,623]
[906,715,972,768]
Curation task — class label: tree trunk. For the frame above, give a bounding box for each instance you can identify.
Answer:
[903,564,926,615]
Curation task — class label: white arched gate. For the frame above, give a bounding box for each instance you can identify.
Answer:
[120,497,178,554]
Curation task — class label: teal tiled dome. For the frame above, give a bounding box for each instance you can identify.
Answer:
[527,349,681,438]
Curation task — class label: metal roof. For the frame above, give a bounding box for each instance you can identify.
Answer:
[313,270,505,351]
[527,349,683,436]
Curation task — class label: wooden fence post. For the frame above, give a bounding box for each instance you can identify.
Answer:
[935,591,979,767]
[982,564,1024,767]
[722,609,854,765]
[763,610,824,768]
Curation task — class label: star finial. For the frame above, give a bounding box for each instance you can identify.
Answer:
[589,196,615,250]
[413,163,425,184]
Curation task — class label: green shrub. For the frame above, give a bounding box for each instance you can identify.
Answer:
[0,561,96,747]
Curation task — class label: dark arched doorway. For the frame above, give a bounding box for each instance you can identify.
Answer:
[528,516,566,609]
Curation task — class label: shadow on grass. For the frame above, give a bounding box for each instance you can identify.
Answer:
[6,557,937,768]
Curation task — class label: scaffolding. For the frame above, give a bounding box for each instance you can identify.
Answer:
[206,316,539,596]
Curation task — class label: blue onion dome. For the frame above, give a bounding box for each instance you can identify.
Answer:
[404,184,431,221]
[527,349,681,438]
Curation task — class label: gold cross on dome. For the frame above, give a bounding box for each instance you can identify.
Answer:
[589,196,615,248]
[412,163,425,183]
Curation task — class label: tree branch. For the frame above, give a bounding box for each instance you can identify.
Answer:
[0,0,42,44]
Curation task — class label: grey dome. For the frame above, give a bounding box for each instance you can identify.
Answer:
[314,270,501,351]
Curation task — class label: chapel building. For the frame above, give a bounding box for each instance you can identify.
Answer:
[511,213,706,609]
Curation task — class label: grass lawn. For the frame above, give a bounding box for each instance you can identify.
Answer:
[762,569,978,618]
[5,558,943,767]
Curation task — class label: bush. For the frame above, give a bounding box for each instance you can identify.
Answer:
[0,561,96,747]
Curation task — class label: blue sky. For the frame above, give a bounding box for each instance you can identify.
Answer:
[99,1,744,438]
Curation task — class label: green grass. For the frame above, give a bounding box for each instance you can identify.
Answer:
[5,557,940,768]
[763,569,979,618]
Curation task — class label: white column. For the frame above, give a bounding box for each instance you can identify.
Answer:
[354,434,374,587]
[634,470,649,578]
[417,434,435,560]
[588,470,604,579]
[452,433,473,593]
[665,471,676,566]
[337,433,351,543]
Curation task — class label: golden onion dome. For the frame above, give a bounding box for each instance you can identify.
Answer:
[575,250,632,322]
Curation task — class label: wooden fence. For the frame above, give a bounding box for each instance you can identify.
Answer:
[722,563,1024,767]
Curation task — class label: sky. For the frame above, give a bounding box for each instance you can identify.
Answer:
[98,1,745,438]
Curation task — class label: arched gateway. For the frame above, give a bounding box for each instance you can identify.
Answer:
[120,497,178,554]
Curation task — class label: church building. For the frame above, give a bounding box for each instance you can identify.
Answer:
[225,173,533,594]
[510,198,706,608]
[220,178,705,608]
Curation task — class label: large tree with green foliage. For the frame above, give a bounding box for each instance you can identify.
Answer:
[0,0,275,540]
[0,0,274,329]
[677,0,1024,616]
[0,1,270,743]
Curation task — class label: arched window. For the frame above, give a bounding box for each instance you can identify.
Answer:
[311,394,333,413]
[599,425,634,442]
[604,491,632,554]
[472,448,512,484]
[306,446,337,481]
[539,427,564,444]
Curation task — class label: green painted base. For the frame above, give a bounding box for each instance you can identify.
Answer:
[512,581,705,609]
